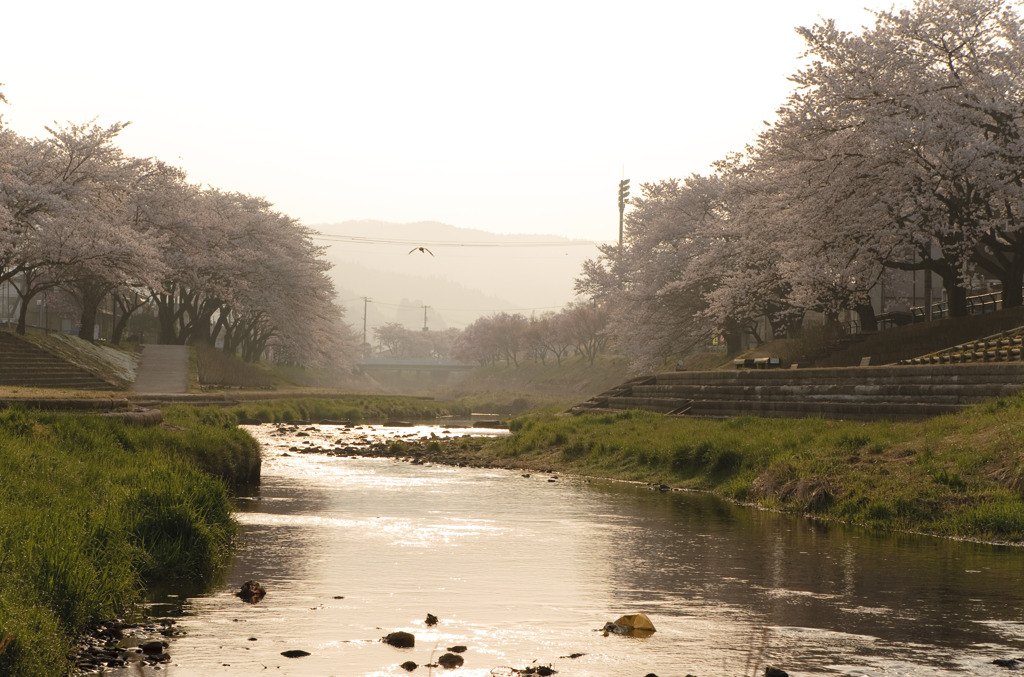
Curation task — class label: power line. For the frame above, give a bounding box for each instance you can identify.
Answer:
[312,233,603,248]
[338,297,568,313]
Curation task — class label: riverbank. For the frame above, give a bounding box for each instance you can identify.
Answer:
[226,394,474,424]
[0,406,260,677]
[353,395,1024,546]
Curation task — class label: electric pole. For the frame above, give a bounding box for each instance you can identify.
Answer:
[618,178,630,246]
[361,297,372,356]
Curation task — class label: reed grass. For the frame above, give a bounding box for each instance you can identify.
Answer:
[0,406,256,676]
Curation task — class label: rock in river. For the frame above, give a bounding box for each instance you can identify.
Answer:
[235,580,266,603]
[382,631,415,648]
[437,653,465,669]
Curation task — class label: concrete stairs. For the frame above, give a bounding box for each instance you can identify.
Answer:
[569,364,1024,421]
[900,326,1024,365]
[0,331,117,390]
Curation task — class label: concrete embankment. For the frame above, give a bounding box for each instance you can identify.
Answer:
[571,363,1024,421]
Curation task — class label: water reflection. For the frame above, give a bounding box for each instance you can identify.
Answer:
[583,479,1024,675]
[120,424,1024,677]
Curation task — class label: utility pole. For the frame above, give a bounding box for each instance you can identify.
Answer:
[422,305,430,332]
[618,178,630,246]
[924,268,933,321]
[361,297,372,356]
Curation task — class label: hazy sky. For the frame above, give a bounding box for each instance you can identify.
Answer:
[0,0,901,242]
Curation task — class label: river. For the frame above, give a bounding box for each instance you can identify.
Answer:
[124,423,1024,676]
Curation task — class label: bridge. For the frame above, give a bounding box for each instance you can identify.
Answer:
[357,358,475,378]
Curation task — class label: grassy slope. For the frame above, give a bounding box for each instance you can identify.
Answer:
[0,406,260,677]
[424,396,1024,544]
[18,332,139,388]
[436,356,631,411]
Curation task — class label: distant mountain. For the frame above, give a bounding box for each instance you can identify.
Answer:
[312,220,600,331]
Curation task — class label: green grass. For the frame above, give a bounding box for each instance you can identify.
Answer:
[447,396,1024,543]
[195,342,276,388]
[228,395,471,424]
[0,406,258,677]
[438,355,630,408]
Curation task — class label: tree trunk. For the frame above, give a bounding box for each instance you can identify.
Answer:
[946,282,969,317]
[854,302,877,333]
[76,282,107,341]
[1003,278,1023,308]
[724,330,744,356]
[111,312,131,344]
[154,294,180,344]
[77,303,97,340]
[976,232,1024,308]
[111,293,146,344]
[16,297,29,335]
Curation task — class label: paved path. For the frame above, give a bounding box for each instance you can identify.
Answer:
[131,345,188,394]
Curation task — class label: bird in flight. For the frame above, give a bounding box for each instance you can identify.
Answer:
[408,247,434,256]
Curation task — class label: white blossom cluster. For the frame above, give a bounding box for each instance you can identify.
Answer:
[578,0,1024,372]
[0,119,358,368]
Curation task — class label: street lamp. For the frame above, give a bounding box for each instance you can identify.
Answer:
[618,178,630,246]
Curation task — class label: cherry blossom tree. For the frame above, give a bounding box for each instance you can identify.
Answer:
[576,176,736,370]
[145,187,351,367]
[0,92,354,366]
[522,312,573,365]
[450,312,529,366]
[370,324,453,359]
[0,120,164,335]
[761,0,1024,317]
[450,316,499,366]
[558,300,610,364]
[40,123,167,339]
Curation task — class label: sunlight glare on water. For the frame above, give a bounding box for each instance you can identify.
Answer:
[119,423,1024,677]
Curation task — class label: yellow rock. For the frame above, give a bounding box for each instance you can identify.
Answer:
[603,613,656,636]
[613,613,656,632]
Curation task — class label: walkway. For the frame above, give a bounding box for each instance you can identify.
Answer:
[131,345,188,395]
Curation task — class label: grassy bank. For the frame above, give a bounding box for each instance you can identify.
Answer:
[408,396,1024,544]
[0,406,260,677]
[436,356,631,411]
[227,395,473,424]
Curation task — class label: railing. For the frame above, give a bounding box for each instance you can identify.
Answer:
[909,290,1005,322]
[843,290,1004,336]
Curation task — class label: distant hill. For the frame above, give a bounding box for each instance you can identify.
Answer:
[311,220,601,331]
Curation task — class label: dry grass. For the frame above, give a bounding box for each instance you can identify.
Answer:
[17,332,138,386]
[0,385,125,399]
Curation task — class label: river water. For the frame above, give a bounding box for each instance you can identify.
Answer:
[134,423,1024,676]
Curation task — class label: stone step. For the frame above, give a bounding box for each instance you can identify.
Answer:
[603,396,692,414]
[0,332,115,390]
[0,373,112,386]
[686,399,964,421]
[632,383,1020,403]
[570,363,1024,421]
[655,364,1024,385]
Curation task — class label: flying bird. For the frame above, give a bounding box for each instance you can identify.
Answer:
[408,247,434,256]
